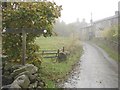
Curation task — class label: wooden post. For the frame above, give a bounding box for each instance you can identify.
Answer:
[63,47,64,52]
[42,51,44,56]
[22,29,26,65]
[57,49,59,57]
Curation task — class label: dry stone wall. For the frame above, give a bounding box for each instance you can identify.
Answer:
[2,64,45,89]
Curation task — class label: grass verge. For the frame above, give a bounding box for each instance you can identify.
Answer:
[35,36,83,88]
[98,44,118,61]
[92,39,119,61]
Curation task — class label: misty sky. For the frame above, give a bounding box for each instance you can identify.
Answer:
[51,0,119,24]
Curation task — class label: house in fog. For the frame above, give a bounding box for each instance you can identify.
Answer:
[93,11,118,38]
[79,11,119,40]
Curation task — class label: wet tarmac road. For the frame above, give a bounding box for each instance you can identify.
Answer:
[60,42,118,88]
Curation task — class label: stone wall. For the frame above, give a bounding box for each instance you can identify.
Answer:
[2,64,45,89]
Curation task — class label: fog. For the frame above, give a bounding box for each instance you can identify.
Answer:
[51,0,119,24]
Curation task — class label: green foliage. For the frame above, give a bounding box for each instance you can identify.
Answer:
[102,25,118,41]
[118,25,120,40]
[2,2,62,63]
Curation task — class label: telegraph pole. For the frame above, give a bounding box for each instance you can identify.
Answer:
[90,12,94,40]
[90,12,93,25]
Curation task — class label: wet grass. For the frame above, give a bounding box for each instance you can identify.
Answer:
[98,44,118,61]
[35,36,83,88]
[35,36,71,50]
[92,38,119,61]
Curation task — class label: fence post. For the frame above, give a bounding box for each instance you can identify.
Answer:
[42,51,44,56]
[57,49,60,57]
[63,47,64,52]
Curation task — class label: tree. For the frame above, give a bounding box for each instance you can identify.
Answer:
[2,2,62,64]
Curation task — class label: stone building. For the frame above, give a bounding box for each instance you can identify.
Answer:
[93,11,118,38]
[79,11,119,40]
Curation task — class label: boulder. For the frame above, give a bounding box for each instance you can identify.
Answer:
[37,86,41,88]
[29,74,38,83]
[11,64,38,78]
[28,81,38,88]
[2,84,21,89]
[38,81,45,87]
[12,75,30,88]
[24,64,38,74]
[11,68,26,78]
[58,52,67,61]
[10,83,21,88]
[11,64,22,71]
[15,71,38,83]
[1,84,11,89]
[14,71,31,79]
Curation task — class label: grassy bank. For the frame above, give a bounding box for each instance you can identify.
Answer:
[98,44,118,61]
[92,39,118,61]
[35,36,83,88]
